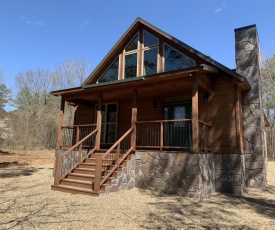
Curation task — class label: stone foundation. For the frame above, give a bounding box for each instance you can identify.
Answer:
[104,151,246,198]
[212,154,245,195]
[134,151,215,198]
[103,157,136,195]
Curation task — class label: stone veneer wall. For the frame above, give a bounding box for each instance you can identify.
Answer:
[212,154,245,195]
[103,156,136,194]
[103,151,246,198]
[134,151,215,198]
[235,25,267,189]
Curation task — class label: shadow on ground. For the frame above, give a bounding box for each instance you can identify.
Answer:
[0,166,38,178]
[0,150,16,155]
[0,161,28,168]
[0,188,91,229]
[139,189,275,229]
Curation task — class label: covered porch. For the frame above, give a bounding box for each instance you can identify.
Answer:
[55,65,215,154]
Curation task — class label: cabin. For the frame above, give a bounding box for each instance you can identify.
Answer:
[51,18,267,198]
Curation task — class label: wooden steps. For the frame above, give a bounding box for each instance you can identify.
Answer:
[51,150,134,196]
[61,178,93,189]
[51,184,100,196]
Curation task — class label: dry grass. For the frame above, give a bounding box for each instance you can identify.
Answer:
[0,150,274,229]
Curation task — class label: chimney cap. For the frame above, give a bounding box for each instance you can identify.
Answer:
[234,24,256,32]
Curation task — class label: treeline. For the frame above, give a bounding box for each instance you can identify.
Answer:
[0,58,91,149]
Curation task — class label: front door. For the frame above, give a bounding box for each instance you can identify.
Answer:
[96,103,117,145]
[164,101,192,148]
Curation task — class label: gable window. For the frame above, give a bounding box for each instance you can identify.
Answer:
[164,44,195,72]
[96,31,197,84]
[124,34,139,78]
[98,57,119,83]
[143,31,159,75]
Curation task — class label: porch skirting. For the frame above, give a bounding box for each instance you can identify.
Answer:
[102,151,247,198]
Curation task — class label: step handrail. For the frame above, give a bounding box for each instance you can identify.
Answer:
[93,127,134,192]
[101,127,133,160]
[54,128,98,185]
[100,147,134,187]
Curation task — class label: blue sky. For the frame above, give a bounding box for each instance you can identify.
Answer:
[1,0,275,109]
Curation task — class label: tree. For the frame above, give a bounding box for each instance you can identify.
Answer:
[261,54,275,159]
[6,57,91,149]
[11,69,59,149]
[0,70,11,118]
[261,54,275,123]
[53,58,91,89]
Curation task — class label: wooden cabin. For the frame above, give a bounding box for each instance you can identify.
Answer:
[51,19,266,198]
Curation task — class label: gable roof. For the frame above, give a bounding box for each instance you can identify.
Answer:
[82,17,250,89]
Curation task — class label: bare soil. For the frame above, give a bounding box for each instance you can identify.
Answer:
[0,149,54,168]
[0,150,274,229]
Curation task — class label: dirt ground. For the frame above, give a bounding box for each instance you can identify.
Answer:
[0,150,274,229]
[0,149,54,168]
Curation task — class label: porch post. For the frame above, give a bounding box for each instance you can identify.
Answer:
[95,95,102,149]
[131,90,137,150]
[56,98,65,149]
[192,77,199,153]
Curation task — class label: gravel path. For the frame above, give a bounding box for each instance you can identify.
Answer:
[0,162,274,229]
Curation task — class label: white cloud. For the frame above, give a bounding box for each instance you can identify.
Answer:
[20,16,46,27]
[215,8,222,14]
[214,2,226,14]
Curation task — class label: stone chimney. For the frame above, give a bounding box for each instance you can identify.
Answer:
[235,25,267,188]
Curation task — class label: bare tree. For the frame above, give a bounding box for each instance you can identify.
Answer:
[261,53,275,159]
[53,57,91,90]
[262,54,275,122]
[5,57,91,149]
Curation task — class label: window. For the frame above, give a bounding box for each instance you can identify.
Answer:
[164,44,195,72]
[125,53,137,78]
[144,30,158,47]
[124,34,139,78]
[143,31,159,75]
[98,57,119,83]
[125,35,138,52]
[96,31,197,83]
[143,48,158,75]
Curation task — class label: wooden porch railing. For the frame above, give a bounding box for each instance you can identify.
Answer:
[136,119,211,152]
[93,127,134,192]
[61,124,97,149]
[199,120,211,152]
[54,128,98,185]
[136,119,192,150]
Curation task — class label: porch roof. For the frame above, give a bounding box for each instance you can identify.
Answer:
[51,64,250,102]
